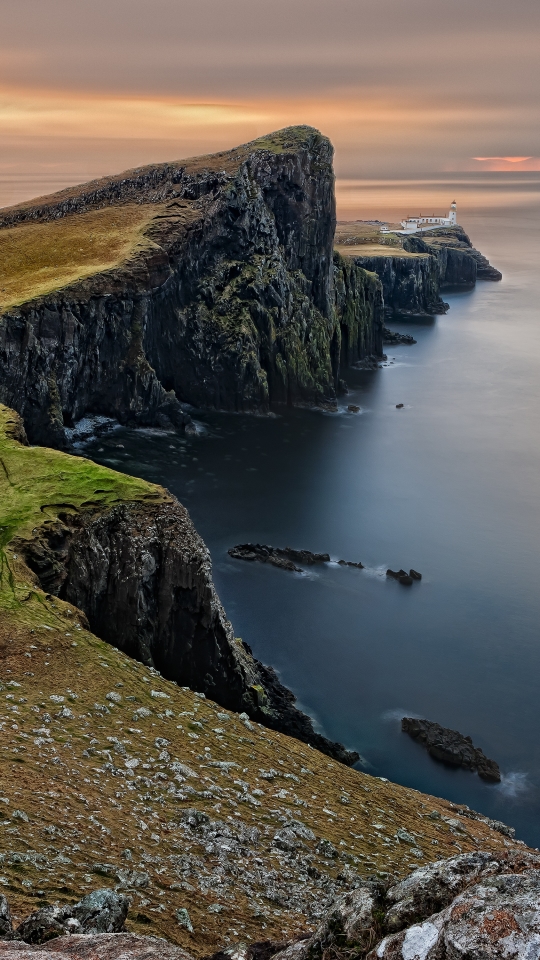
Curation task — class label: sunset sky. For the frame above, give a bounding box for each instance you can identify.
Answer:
[1,0,540,205]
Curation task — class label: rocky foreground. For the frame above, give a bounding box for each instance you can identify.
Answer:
[2,850,540,958]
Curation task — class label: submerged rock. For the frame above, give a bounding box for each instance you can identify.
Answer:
[402,717,501,782]
[229,543,364,571]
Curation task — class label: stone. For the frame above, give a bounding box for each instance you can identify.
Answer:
[272,883,385,960]
[373,869,540,959]
[0,934,194,960]
[0,895,12,939]
[347,405,360,413]
[395,403,404,409]
[409,569,422,580]
[176,909,193,933]
[16,891,128,944]
[402,718,501,781]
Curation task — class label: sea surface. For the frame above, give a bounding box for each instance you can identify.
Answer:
[17,171,539,848]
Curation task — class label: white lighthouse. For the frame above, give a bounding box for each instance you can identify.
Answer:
[397,201,459,235]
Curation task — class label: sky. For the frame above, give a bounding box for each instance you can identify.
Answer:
[1,0,540,206]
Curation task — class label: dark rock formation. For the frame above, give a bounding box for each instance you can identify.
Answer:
[229,543,363,571]
[346,249,448,318]
[16,498,358,765]
[414,226,502,284]
[386,568,421,586]
[383,328,417,345]
[15,890,128,944]
[0,127,384,448]
[402,717,501,781]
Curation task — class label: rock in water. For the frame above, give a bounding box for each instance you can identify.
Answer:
[402,717,501,782]
[228,543,364,571]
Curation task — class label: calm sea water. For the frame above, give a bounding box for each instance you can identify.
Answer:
[52,173,540,847]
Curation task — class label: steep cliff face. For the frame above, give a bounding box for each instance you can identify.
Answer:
[333,253,384,364]
[405,226,502,286]
[0,127,383,447]
[345,250,447,318]
[16,494,358,765]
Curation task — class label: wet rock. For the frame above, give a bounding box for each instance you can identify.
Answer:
[0,934,194,960]
[229,543,365,572]
[347,405,360,413]
[16,891,128,944]
[409,569,422,580]
[386,569,414,586]
[402,718,501,781]
[395,403,404,408]
[383,329,417,345]
[229,544,330,571]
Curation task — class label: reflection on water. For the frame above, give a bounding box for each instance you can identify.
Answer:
[78,184,540,849]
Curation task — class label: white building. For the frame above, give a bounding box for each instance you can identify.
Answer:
[397,201,457,234]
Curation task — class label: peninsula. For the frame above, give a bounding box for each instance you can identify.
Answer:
[0,127,520,959]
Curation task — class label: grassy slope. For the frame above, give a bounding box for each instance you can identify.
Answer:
[0,205,163,312]
[0,407,528,954]
[0,405,167,612]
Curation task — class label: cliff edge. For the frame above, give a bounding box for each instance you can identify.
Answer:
[0,127,383,447]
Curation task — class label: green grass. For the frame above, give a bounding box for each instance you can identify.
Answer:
[0,405,167,608]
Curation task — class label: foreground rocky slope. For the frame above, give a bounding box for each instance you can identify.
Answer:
[0,127,383,448]
[2,850,540,958]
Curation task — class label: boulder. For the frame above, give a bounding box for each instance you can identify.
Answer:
[16,891,128,945]
[371,870,540,959]
[272,883,386,960]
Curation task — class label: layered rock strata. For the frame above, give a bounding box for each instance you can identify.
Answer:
[0,127,383,448]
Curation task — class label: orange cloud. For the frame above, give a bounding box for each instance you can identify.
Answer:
[472,156,540,171]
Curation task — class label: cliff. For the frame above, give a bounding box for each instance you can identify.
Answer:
[0,405,356,765]
[0,127,383,448]
[334,223,501,320]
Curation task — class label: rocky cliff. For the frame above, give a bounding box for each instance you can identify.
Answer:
[0,404,356,765]
[334,223,501,320]
[0,127,383,448]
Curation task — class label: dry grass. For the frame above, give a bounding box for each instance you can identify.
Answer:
[0,205,162,311]
[0,605,527,956]
[334,244,428,259]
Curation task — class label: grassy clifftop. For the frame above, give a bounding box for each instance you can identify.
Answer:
[0,405,168,613]
[0,206,163,312]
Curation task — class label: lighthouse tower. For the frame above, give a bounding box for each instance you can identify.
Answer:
[449,200,457,225]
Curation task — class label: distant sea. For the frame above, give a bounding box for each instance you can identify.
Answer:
[5,168,540,848]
